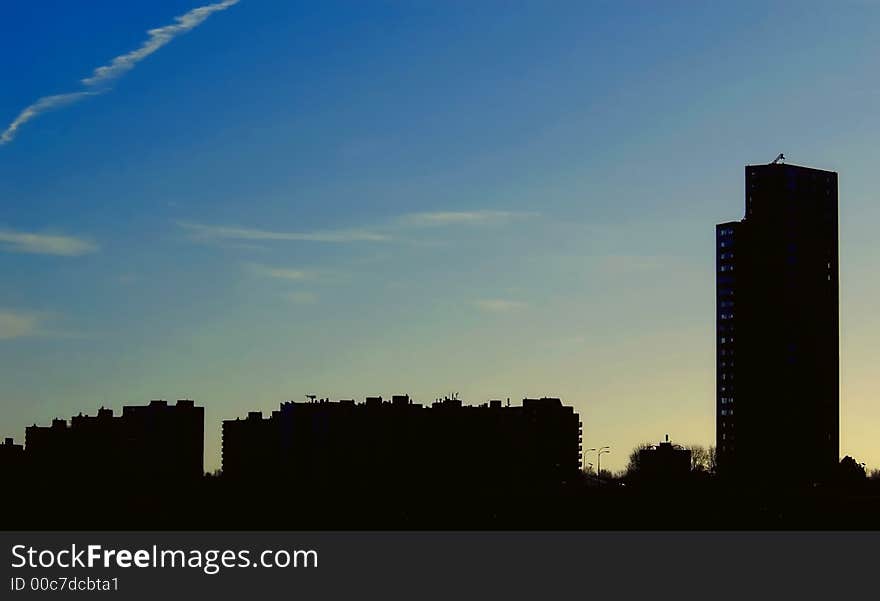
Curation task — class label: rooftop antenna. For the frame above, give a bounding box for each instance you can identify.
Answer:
[305,394,317,403]
[771,153,785,165]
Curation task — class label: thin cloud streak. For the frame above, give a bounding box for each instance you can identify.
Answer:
[400,210,538,227]
[0,310,39,340]
[0,1,238,145]
[0,91,100,145]
[81,0,240,86]
[0,309,94,341]
[0,229,98,256]
[178,221,390,243]
[178,209,535,247]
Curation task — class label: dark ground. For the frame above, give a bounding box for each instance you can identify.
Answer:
[4,475,880,530]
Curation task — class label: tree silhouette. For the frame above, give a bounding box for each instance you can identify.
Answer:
[625,443,654,476]
[598,469,614,481]
[838,456,866,486]
[689,445,716,474]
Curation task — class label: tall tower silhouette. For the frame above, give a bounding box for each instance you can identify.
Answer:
[716,161,838,484]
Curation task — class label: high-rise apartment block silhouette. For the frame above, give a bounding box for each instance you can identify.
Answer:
[716,161,838,484]
[24,400,204,483]
[222,395,582,494]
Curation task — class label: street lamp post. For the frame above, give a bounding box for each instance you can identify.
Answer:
[584,448,597,474]
[597,446,611,481]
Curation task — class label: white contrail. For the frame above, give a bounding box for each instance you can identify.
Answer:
[82,0,240,86]
[0,0,239,145]
[0,91,99,145]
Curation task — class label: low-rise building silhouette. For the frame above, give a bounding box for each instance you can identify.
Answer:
[0,437,25,482]
[222,395,582,496]
[637,435,692,482]
[24,400,204,484]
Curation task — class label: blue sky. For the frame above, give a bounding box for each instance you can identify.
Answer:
[2,1,879,472]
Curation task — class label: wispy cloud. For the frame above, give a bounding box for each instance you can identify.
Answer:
[474,299,528,313]
[0,1,239,145]
[178,221,390,243]
[0,309,93,340]
[247,264,311,281]
[81,0,240,86]
[399,210,538,227]
[0,228,98,256]
[178,208,535,251]
[0,310,40,340]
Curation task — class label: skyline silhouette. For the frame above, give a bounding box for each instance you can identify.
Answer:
[2,391,879,530]
[0,157,867,492]
[3,152,870,529]
[0,160,870,482]
[4,2,880,477]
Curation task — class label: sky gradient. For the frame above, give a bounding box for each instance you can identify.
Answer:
[2,1,879,473]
